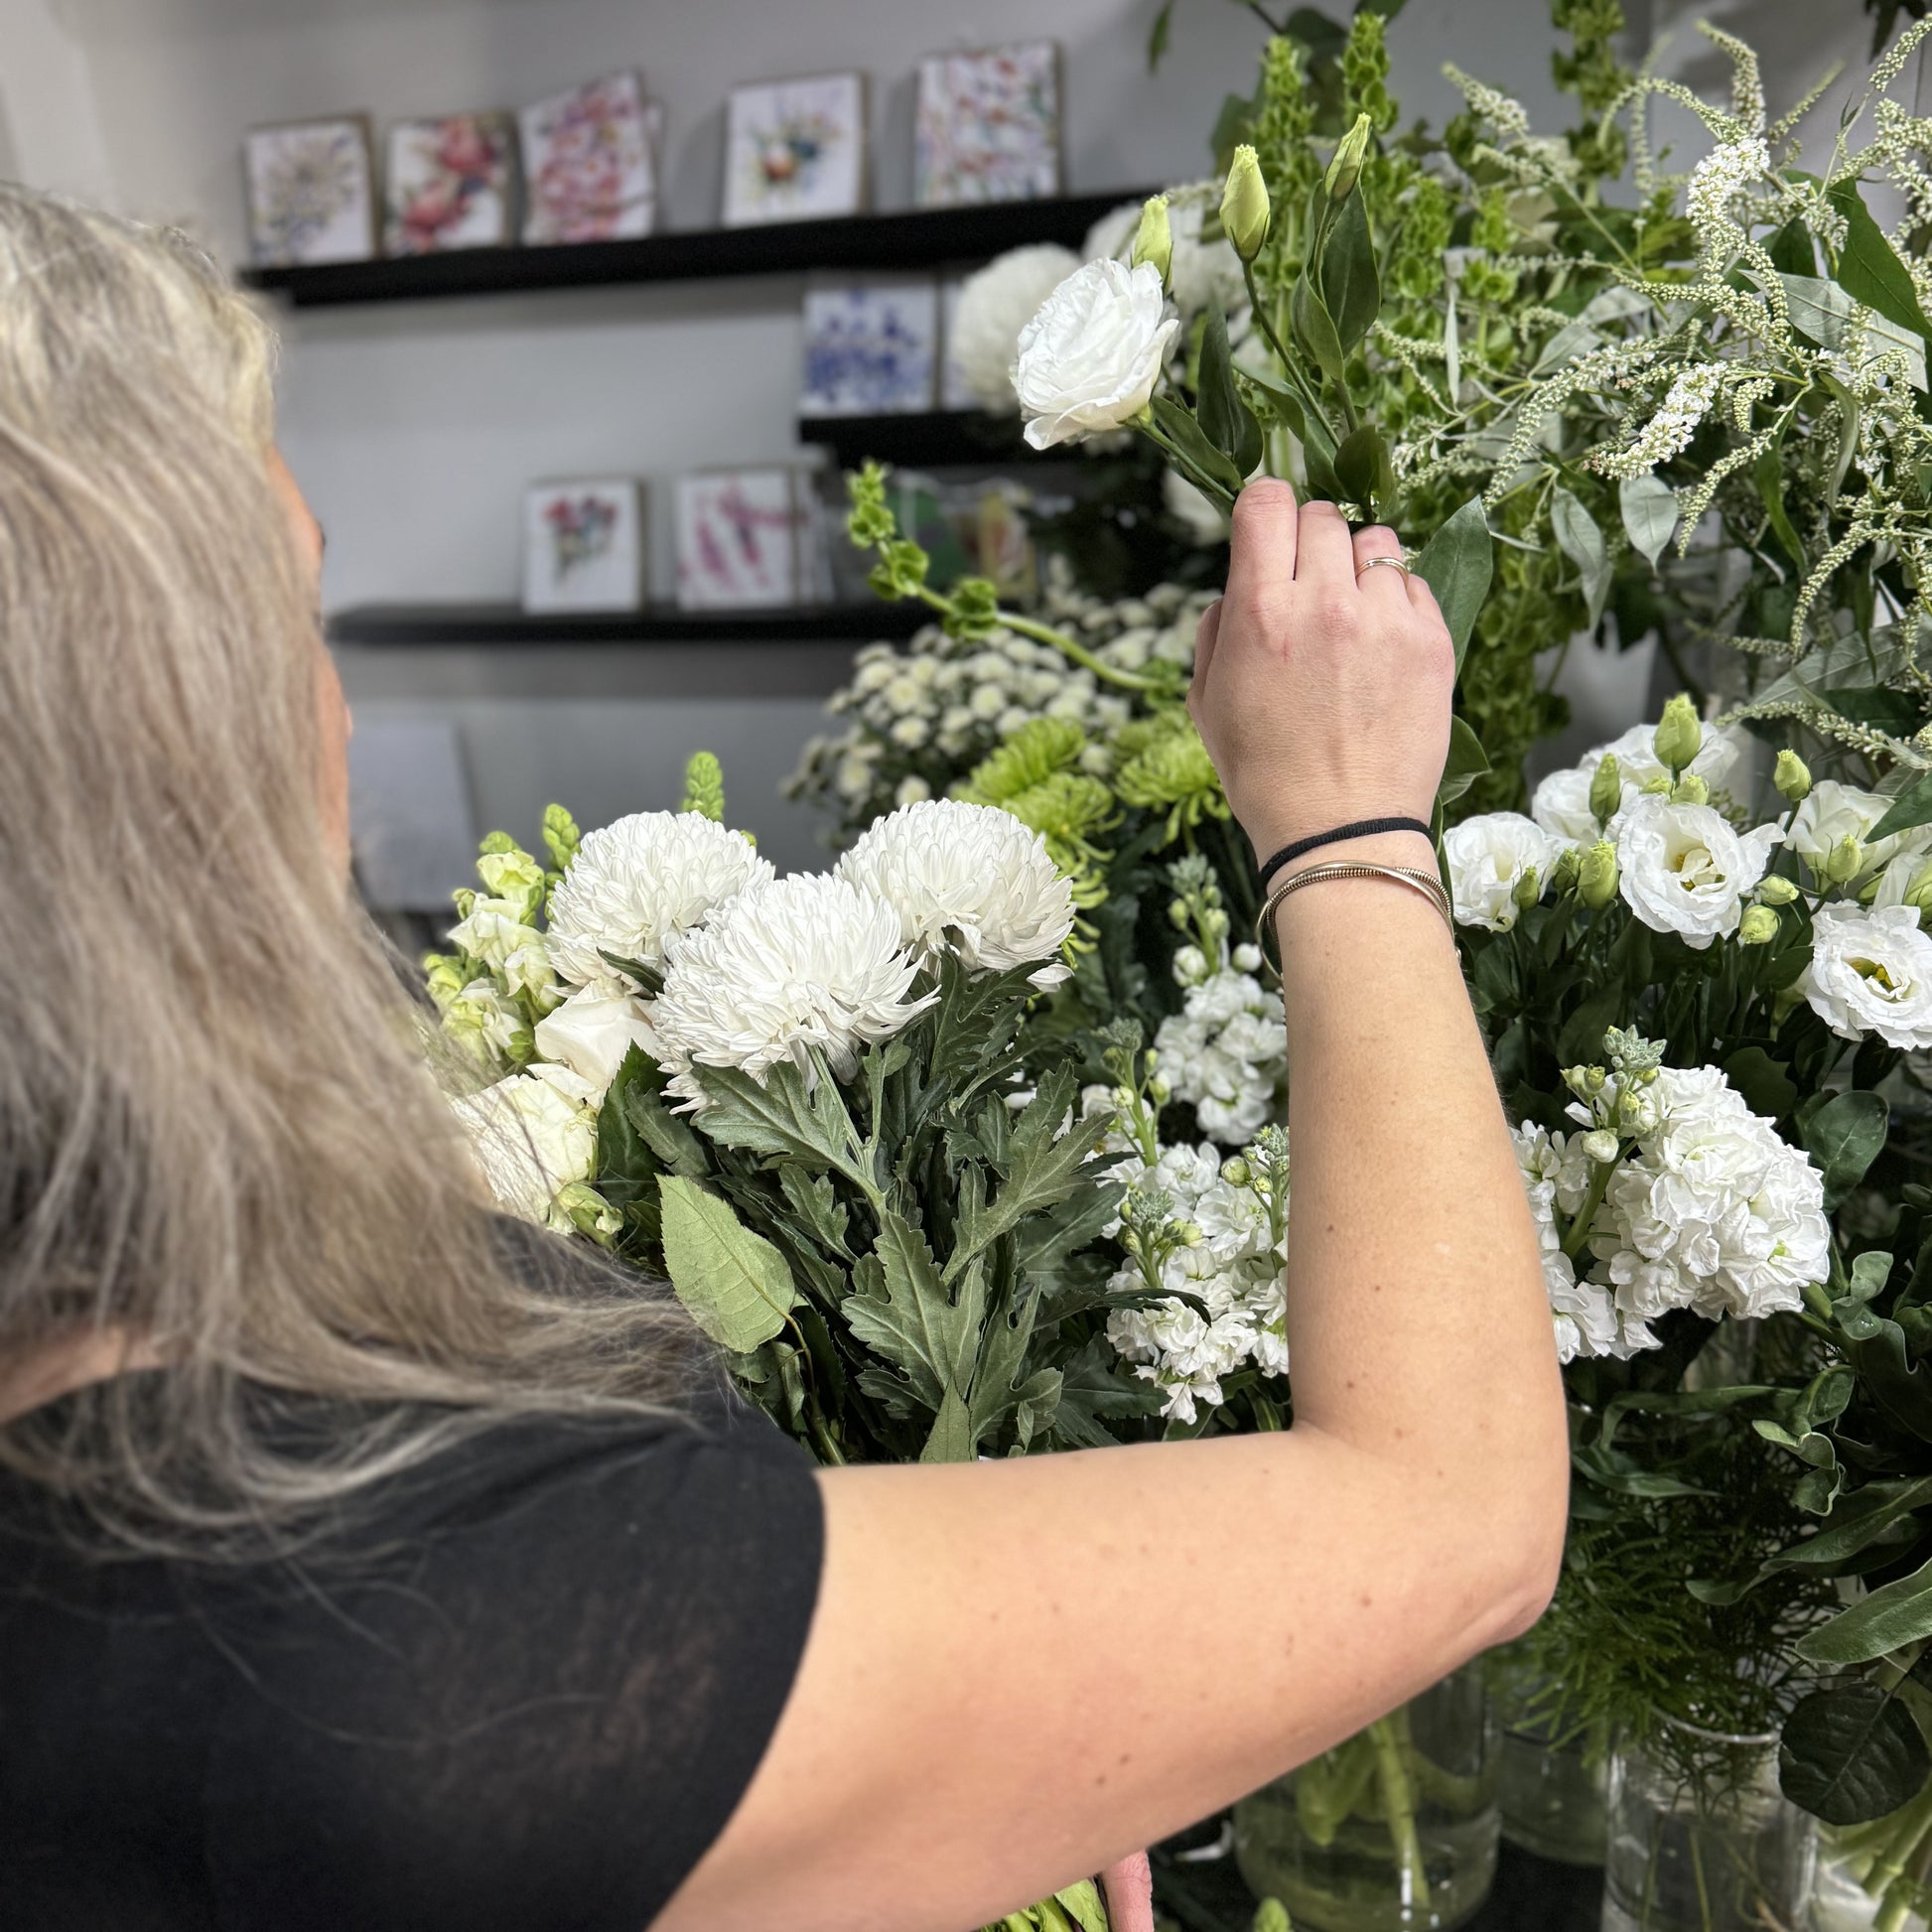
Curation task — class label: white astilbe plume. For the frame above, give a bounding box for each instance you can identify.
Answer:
[835,797,1075,985]
[544,811,773,987]
[652,874,933,1106]
[949,243,1081,412]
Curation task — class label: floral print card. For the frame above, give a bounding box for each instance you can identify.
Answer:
[519,71,659,245]
[799,279,938,417]
[674,470,811,610]
[242,117,377,266]
[723,72,867,225]
[385,112,518,254]
[521,480,645,614]
[914,42,1061,206]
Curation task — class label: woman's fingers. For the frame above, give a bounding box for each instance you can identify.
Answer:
[1293,497,1355,587]
[1349,523,1412,608]
[1226,478,1300,613]
[1189,598,1223,713]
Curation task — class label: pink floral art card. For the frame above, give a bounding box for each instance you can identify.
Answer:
[674,470,811,611]
[518,71,661,245]
[384,112,518,254]
[521,480,645,615]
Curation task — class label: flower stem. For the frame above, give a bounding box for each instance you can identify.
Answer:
[1366,1715,1432,1906]
[1561,1155,1618,1261]
[913,587,1169,696]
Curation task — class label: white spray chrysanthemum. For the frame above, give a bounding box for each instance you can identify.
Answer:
[835,797,1076,985]
[544,811,774,988]
[652,873,934,1106]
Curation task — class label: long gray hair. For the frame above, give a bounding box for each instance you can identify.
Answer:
[0,186,698,1551]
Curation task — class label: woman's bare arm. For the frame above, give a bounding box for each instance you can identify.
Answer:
[654,481,1568,1932]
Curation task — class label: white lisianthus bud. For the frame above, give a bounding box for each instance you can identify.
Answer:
[1589,754,1623,827]
[1824,835,1865,886]
[1581,1129,1620,1165]
[1579,841,1619,909]
[1512,866,1542,909]
[1325,113,1372,204]
[1737,903,1780,946]
[1774,750,1812,803]
[1671,773,1711,807]
[1132,193,1173,288]
[1653,694,1703,775]
[1220,144,1271,263]
[1756,875,1800,905]
[1012,259,1181,451]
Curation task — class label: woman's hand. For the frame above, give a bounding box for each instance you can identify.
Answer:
[1188,480,1454,865]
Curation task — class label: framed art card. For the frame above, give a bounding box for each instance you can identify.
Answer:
[675,470,812,610]
[722,71,867,226]
[914,42,1061,206]
[798,279,938,417]
[241,116,377,266]
[385,113,519,254]
[521,479,645,614]
[519,71,660,245]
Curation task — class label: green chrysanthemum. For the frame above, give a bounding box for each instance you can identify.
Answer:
[1112,708,1230,842]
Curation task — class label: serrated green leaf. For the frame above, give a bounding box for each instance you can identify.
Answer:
[1618,473,1679,568]
[1780,1683,1931,1824]
[1551,486,1611,626]
[845,1210,969,1413]
[658,1176,799,1352]
[1413,499,1492,673]
[920,1384,975,1463]
[686,1058,880,1200]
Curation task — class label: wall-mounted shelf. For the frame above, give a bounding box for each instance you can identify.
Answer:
[243,190,1148,310]
[798,410,1039,469]
[328,601,926,646]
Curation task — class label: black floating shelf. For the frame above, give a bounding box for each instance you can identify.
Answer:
[797,410,1036,469]
[327,601,925,646]
[242,190,1151,310]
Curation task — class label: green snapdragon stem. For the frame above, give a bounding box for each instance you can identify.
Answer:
[1560,1157,1617,1262]
[912,586,1168,696]
[1367,1716,1432,1907]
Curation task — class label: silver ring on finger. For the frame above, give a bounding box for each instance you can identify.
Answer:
[1355,554,1412,580]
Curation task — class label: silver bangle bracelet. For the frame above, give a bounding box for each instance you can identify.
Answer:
[1256,860,1452,969]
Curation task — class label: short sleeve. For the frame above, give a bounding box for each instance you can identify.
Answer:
[203,1405,824,1932]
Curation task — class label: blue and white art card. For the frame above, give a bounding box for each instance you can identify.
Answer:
[799,279,938,417]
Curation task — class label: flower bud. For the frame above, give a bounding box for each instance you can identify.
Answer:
[1653,693,1704,775]
[1905,860,1932,913]
[1756,875,1800,905]
[1221,144,1272,263]
[1671,773,1710,807]
[1173,943,1209,987]
[1774,750,1812,803]
[1587,1066,1608,1094]
[1220,1156,1251,1187]
[1737,903,1780,946]
[1579,840,1619,909]
[1551,847,1582,895]
[1149,1075,1173,1107]
[1178,1220,1204,1249]
[423,953,467,1010]
[1824,834,1865,886]
[1255,1904,1293,1932]
[1589,754,1623,826]
[1168,897,1190,931]
[1581,1128,1620,1165]
[1232,942,1263,973]
[1512,865,1542,909]
[1132,193,1173,288]
[1325,112,1372,205]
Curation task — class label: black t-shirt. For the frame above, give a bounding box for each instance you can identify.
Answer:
[0,1383,824,1931]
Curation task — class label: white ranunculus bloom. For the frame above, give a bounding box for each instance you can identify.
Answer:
[1444,812,1560,931]
[835,797,1076,985]
[1615,797,1779,948]
[949,243,1081,413]
[451,1069,597,1231]
[1013,259,1180,451]
[532,985,660,1103]
[1530,764,1601,847]
[1802,901,1932,1048]
[544,811,774,988]
[652,874,933,1106]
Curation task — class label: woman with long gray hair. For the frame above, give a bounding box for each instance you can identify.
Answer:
[0,184,1568,1932]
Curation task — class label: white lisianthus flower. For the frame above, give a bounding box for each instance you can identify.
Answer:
[1444,813,1560,930]
[1787,780,1928,881]
[451,1069,597,1231]
[1013,259,1180,450]
[545,811,774,988]
[652,874,933,1106]
[532,985,660,1103]
[950,242,1082,413]
[1585,721,1749,805]
[835,798,1075,985]
[1530,765,1601,847]
[1615,797,1779,948]
[1802,901,1932,1048]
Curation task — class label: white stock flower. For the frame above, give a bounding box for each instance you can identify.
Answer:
[1802,901,1932,1048]
[1153,968,1286,1145]
[1444,813,1560,930]
[545,811,774,987]
[950,243,1081,412]
[652,874,932,1104]
[834,798,1075,985]
[1615,797,1779,948]
[532,984,660,1103]
[1013,259,1180,450]
[1514,1122,1651,1361]
[451,1069,596,1231]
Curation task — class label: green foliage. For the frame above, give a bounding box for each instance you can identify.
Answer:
[658,1176,799,1351]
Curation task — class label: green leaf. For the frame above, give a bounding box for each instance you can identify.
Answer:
[1333,424,1394,518]
[658,1176,799,1352]
[1870,769,1932,842]
[1828,179,1932,341]
[1774,1475,1932,1572]
[1618,474,1680,568]
[619,1064,708,1177]
[1753,436,1807,570]
[1782,1683,1931,1824]
[1196,298,1262,477]
[686,1058,879,1201]
[1801,1089,1890,1206]
[1778,272,1858,349]
[920,1385,975,1463]
[1290,271,1347,386]
[845,1210,975,1414]
[1413,499,1492,674]
[1438,715,1490,806]
[1317,188,1380,351]
[1551,486,1611,626]
[1798,1550,1932,1665]
[1147,0,1173,68]
[1724,1047,1796,1125]
[1149,395,1243,502]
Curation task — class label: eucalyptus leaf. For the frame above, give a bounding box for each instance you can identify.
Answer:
[658,1176,799,1352]
[1619,474,1680,568]
[1291,271,1347,386]
[1551,486,1611,626]
[1317,189,1380,351]
[1413,499,1492,674]
[1780,1682,1931,1824]
[1869,766,1932,841]
[1438,715,1490,806]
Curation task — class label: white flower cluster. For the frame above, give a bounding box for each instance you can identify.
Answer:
[1594,361,1728,482]
[1531,721,1749,843]
[1517,1056,1830,1363]
[1153,945,1285,1144]
[948,243,1082,413]
[1103,1136,1291,1424]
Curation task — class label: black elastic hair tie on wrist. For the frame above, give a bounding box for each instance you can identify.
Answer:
[1259,817,1435,890]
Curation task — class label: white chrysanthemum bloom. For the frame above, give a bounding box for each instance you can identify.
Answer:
[1444,812,1560,930]
[950,243,1081,413]
[651,874,932,1106]
[451,1068,597,1232]
[1530,765,1601,847]
[1787,780,1928,882]
[1013,259,1180,450]
[532,984,659,1104]
[1802,902,1932,1048]
[1615,797,1779,948]
[1153,968,1286,1146]
[545,811,774,988]
[834,798,1075,987]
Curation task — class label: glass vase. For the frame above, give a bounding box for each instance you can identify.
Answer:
[1813,1789,1932,1932]
[1492,1662,1608,1866]
[1233,1665,1500,1932]
[1600,1727,1815,1932]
